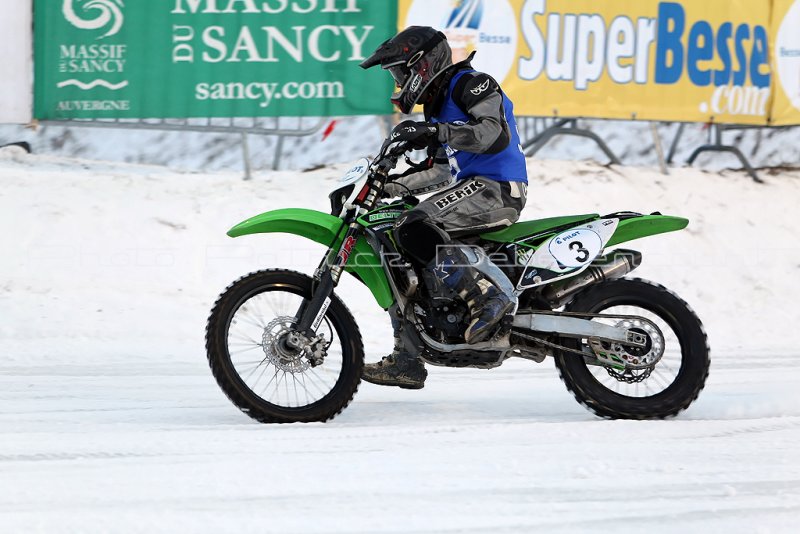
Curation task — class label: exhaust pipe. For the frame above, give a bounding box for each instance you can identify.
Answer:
[541,249,642,305]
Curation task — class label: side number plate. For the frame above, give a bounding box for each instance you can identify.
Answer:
[517,219,619,290]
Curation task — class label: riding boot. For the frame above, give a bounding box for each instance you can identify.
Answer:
[362,317,427,389]
[430,246,515,344]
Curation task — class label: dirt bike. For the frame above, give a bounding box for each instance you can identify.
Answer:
[206,137,710,423]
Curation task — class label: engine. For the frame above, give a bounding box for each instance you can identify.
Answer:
[416,300,469,343]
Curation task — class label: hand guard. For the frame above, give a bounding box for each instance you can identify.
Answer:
[390,120,439,149]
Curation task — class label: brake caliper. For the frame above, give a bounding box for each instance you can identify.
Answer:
[588,318,665,370]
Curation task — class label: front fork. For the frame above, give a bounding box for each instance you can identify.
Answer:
[293,222,363,339]
[293,172,386,341]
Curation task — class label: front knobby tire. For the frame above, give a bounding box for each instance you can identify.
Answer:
[206,269,364,423]
[555,278,710,419]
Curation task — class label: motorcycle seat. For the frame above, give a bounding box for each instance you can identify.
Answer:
[480,214,599,243]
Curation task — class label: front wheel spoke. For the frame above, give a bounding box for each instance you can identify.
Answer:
[290,372,302,407]
[248,360,272,388]
[254,295,281,325]
[311,365,338,388]
[234,359,267,365]
[305,369,333,398]
[276,291,293,318]
[284,371,292,407]
[260,366,280,396]
[228,339,261,347]
[237,365,263,379]
[261,294,287,321]
[229,332,263,345]
[300,372,313,405]
[236,358,269,377]
[228,345,263,356]
[260,292,282,318]
[267,371,286,403]
[235,314,268,331]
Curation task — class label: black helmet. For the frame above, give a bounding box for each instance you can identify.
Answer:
[360,26,453,114]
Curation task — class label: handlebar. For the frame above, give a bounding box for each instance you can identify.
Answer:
[371,138,412,177]
[344,137,426,213]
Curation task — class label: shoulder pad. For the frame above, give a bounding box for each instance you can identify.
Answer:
[453,72,500,112]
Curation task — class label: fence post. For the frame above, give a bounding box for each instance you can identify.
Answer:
[650,122,669,175]
[241,132,252,181]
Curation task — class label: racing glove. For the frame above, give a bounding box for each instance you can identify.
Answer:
[390,120,439,149]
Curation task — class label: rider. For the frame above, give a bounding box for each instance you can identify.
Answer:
[359,26,528,389]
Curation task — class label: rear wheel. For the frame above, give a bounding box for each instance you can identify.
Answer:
[206,269,363,423]
[555,278,710,419]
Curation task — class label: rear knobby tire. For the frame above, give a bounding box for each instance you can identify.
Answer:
[206,269,364,423]
[555,278,710,419]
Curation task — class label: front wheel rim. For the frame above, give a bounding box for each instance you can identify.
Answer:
[225,286,345,410]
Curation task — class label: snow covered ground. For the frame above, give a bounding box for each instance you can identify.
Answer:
[1,146,799,532]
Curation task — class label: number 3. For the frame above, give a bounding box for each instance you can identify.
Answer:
[570,241,589,263]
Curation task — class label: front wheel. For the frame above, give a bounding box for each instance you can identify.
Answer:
[206,269,364,423]
[555,278,710,419]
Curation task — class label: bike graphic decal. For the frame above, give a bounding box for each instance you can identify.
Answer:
[311,297,331,331]
[337,236,357,265]
[368,210,403,223]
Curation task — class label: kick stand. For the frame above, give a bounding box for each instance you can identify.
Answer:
[520,118,621,165]
[674,123,763,183]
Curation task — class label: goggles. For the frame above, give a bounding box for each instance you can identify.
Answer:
[387,65,409,88]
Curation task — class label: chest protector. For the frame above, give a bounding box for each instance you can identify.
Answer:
[431,70,528,184]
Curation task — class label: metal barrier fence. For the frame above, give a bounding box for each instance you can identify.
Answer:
[39,116,328,179]
[514,117,789,183]
[31,115,795,183]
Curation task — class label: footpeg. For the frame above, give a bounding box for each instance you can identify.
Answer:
[492,315,514,340]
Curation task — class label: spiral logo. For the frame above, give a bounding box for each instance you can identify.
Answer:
[62,0,124,40]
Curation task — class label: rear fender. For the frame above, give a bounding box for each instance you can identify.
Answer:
[228,208,395,309]
[606,215,689,247]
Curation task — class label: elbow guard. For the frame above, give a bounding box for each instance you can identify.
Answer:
[485,120,511,154]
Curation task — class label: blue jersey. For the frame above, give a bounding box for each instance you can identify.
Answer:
[431,70,528,184]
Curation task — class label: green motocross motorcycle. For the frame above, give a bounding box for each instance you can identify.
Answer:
[206,138,710,423]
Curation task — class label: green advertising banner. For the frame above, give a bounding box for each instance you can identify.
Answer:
[34,0,396,119]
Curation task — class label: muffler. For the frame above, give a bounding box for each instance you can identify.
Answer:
[541,249,642,305]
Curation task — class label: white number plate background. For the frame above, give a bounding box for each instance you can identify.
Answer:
[548,228,604,268]
[520,218,620,287]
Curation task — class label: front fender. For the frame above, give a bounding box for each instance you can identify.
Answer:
[228,208,395,309]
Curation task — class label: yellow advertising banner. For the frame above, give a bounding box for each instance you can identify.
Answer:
[771,0,800,126]
[397,0,784,125]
